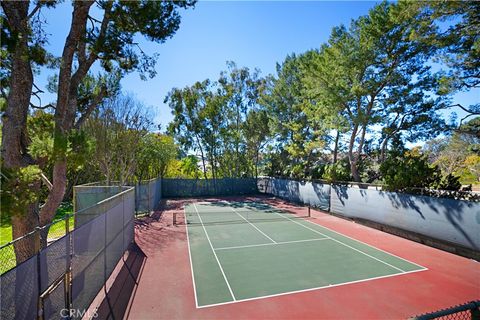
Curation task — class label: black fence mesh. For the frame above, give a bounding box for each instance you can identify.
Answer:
[0,254,38,320]
[0,187,135,320]
[413,301,480,320]
[135,178,162,212]
[43,279,66,320]
[162,178,258,198]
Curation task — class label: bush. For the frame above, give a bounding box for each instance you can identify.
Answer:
[380,149,440,191]
[431,173,462,191]
[322,159,351,183]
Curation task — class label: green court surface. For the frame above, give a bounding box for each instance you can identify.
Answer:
[185,201,427,308]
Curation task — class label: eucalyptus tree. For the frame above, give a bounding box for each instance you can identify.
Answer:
[167,63,268,179]
[166,80,215,179]
[303,1,445,182]
[1,0,195,262]
[243,109,271,178]
[136,133,178,181]
[219,62,265,177]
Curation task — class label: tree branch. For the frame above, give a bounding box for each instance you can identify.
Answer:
[450,103,480,115]
[74,85,108,129]
[30,102,55,110]
[27,2,42,20]
[40,172,53,191]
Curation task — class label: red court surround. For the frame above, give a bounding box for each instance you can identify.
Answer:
[127,197,480,319]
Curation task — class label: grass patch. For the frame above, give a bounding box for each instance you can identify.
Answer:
[0,202,74,246]
[0,202,74,274]
[0,224,12,247]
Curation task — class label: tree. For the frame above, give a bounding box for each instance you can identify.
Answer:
[303,1,445,182]
[218,62,266,177]
[380,148,440,191]
[1,0,195,262]
[243,109,270,178]
[136,133,178,180]
[166,62,268,179]
[84,93,153,185]
[424,117,480,184]
[166,80,214,179]
[262,53,327,178]
[411,1,480,125]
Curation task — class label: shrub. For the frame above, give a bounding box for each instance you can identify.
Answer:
[322,159,351,183]
[431,173,462,191]
[380,149,440,191]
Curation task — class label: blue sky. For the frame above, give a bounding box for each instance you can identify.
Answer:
[36,1,477,130]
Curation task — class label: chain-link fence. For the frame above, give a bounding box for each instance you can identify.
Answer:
[412,301,480,320]
[135,177,162,213]
[0,186,135,320]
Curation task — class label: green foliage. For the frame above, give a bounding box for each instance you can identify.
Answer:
[431,173,462,191]
[166,62,268,179]
[136,133,178,180]
[408,1,480,119]
[424,118,480,185]
[0,165,42,216]
[262,53,326,177]
[380,149,440,191]
[298,1,446,181]
[322,160,351,183]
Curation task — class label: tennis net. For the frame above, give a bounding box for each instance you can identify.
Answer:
[175,201,311,226]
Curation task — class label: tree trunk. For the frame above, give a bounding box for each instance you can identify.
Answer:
[11,202,40,264]
[347,124,360,182]
[35,2,93,237]
[333,131,340,164]
[38,160,68,236]
[255,149,259,179]
[352,124,367,183]
[195,135,208,179]
[1,2,33,169]
[380,137,389,163]
[1,2,41,263]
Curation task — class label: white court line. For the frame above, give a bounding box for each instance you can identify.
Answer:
[184,207,200,308]
[304,207,428,270]
[187,201,428,309]
[269,210,407,273]
[229,207,277,243]
[196,268,427,309]
[215,237,329,251]
[193,203,236,301]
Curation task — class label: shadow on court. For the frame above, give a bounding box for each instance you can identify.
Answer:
[96,243,147,320]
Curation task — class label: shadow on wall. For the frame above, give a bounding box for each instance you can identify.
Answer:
[311,182,331,210]
[332,184,479,251]
[381,191,478,250]
[332,185,349,206]
[96,243,146,320]
[272,179,300,203]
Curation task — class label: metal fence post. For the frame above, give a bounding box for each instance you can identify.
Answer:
[471,304,480,320]
[122,192,125,253]
[35,227,44,320]
[65,215,72,316]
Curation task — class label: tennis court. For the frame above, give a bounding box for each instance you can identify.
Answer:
[185,200,427,308]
